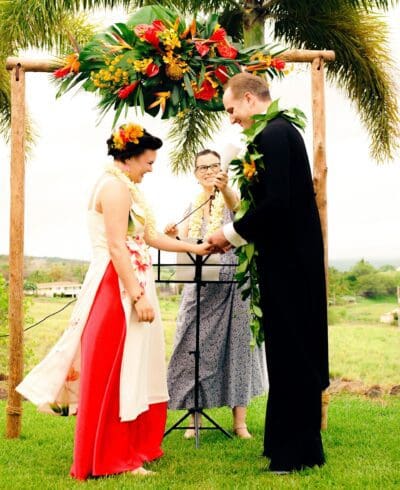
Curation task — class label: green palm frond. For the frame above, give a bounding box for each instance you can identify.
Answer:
[168,109,223,173]
[0,4,97,145]
[269,1,399,161]
[0,58,11,140]
[0,2,96,52]
[128,0,240,14]
[344,0,397,9]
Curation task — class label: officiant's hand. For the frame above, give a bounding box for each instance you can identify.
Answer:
[211,170,228,192]
[164,222,178,237]
[133,295,155,323]
[207,229,232,253]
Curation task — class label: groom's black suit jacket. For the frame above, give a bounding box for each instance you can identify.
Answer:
[233,116,329,467]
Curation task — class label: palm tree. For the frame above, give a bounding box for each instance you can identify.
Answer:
[126,0,399,168]
[1,1,398,166]
[0,0,133,141]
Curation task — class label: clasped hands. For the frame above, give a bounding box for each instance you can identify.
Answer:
[207,229,232,254]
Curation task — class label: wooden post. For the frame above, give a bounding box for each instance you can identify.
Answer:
[311,56,330,430]
[6,64,26,438]
[311,56,330,431]
[311,56,328,282]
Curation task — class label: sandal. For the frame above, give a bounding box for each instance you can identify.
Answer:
[233,425,252,439]
[131,466,155,476]
[184,427,196,439]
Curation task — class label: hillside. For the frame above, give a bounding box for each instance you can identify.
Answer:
[0,255,89,283]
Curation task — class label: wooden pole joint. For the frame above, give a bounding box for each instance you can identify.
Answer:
[15,63,21,81]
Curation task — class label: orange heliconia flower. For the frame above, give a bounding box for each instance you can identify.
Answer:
[243,160,256,180]
[54,53,80,78]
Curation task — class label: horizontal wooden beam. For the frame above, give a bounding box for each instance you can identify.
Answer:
[6,49,335,73]
[281,50,335,62]
[6,57,58,72]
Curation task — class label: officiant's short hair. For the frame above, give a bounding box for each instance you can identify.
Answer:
[225,73,271,101]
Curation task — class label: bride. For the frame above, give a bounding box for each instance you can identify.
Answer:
[17,123,212,480]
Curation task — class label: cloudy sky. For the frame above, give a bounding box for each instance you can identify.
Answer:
[0,6,399,264]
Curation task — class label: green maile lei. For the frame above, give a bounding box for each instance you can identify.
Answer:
[229,100,307,347]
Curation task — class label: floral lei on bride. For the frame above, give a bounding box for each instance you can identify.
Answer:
[230,100,307,347]
[105,164,157,240]
[188,191,225,239]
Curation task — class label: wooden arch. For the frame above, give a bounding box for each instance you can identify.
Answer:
[5,48,335,438]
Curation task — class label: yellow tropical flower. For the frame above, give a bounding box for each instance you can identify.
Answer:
[133,58,154,74]
[148,91,171,112]
[243,160,256,180]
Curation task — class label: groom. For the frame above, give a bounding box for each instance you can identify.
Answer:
[208,73,329,473]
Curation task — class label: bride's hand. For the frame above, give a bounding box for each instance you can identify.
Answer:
[133,295,155,322]
[192,241,217,256]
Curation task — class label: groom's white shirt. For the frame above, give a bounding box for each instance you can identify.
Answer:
[223,222,247,247]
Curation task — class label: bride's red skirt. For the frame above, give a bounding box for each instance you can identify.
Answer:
[70,262,167,480]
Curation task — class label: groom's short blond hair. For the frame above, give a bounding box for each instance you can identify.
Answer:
[225,73,271,101]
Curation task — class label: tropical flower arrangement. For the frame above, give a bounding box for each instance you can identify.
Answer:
[230,100,307,347]
[54,5,286,122]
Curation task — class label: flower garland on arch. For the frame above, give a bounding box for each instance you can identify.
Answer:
[188,191,225,239]
[229,100,307,347]
[53,5,286,122]
[104,164,157,240]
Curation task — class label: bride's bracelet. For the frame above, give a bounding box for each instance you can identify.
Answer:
[132,289,144,305]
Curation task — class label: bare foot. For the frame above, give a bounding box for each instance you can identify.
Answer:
[233,425,252,439]
[130,466,155,476]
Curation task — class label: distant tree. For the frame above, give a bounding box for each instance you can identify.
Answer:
[23,280,37,294]
[27,270,52,284]
[379,264,395,272]
[357,273,387,298]
[72,264,88,282]
[328,267,351,304]
[350,259,376,278]
[357,271,400,298]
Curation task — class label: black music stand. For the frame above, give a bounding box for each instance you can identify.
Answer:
[155,249,233,447]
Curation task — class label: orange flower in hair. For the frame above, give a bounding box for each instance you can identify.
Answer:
[112,123,144,150]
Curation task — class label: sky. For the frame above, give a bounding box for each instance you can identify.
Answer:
[0,6,399,265]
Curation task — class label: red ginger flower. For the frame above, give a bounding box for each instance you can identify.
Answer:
[118,81,139,99]
[271,58,286,70]
[216,41,238,59]
[145,62,160,77]
[214,65,229,84]
[195,41,210,57]
[209,27,227,42]
[134,20,166,48]
[194,80,217,101]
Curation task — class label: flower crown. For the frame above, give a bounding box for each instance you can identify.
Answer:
[111,123,144,151]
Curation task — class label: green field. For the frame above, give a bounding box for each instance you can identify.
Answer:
[21,294,400,387]
[1,294,400,488]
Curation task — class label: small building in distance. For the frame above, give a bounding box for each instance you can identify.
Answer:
[36,281,82,298]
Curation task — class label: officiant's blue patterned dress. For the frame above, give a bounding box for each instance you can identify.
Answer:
[167,206,267,409]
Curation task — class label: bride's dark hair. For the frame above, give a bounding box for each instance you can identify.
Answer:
[107,124,162,162]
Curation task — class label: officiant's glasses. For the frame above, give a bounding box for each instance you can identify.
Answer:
[195,162,220,174]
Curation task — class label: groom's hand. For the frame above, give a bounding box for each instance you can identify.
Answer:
[207,229,232,253]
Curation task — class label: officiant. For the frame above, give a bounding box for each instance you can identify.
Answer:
[164,149,267,439]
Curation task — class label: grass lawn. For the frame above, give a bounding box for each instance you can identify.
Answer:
[1,294,400,487]
[1,395,400,489]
